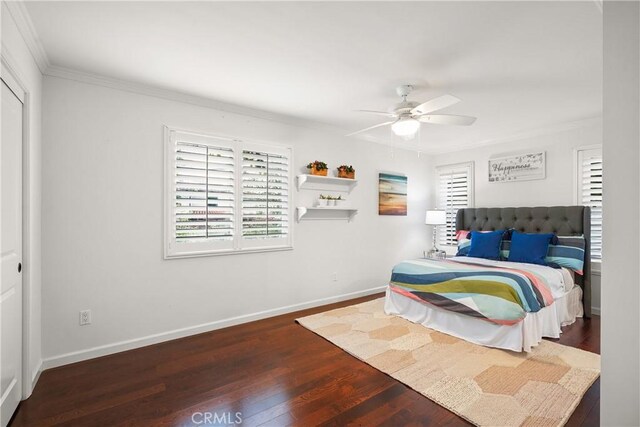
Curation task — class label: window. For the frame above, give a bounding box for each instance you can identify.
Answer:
[436,162,474,246]
[241,149,290,244]
[576,146,603,260]
[164,128,292,258]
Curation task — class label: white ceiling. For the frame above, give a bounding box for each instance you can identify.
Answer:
[25,1,602,152]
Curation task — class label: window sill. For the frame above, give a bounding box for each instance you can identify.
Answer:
[165,246,294,260]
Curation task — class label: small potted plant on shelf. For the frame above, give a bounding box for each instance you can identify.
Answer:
[307,160,328,176]
[337,165,355,179]
[318,194,329,207]
[334,195,345,207]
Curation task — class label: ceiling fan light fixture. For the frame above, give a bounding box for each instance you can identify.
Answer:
[391,117,420,138]
[347,88,475,138]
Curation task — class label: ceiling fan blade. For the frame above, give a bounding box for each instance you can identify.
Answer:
[346,121,394,137]
[354,109,396,117]
[410,94,461,115]
[418,114,477,126]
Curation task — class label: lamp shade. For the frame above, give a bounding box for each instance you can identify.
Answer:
[425,210,447,225]
[391,117,420,137]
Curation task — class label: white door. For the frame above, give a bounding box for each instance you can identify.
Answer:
[0,78,24,426]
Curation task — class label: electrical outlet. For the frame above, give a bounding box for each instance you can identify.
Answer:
[79,309,92,326]
[331,272,338,282]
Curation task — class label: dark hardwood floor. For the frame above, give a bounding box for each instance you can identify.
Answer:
[10,293,600,427]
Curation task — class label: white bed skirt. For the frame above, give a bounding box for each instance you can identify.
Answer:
[384,285,584,352]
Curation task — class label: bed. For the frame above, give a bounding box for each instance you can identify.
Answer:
[384,206,591,352]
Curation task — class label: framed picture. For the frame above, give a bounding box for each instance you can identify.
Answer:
[378,173,407,216]
[488,151,546,183]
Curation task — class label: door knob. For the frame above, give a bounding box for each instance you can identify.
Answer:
[18,263,22,273]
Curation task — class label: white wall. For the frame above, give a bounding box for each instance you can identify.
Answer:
[41,76,431,366]
[601,2,640,425]
[430,119,603,313]
[1,2,43,396]
[432,120,602,207]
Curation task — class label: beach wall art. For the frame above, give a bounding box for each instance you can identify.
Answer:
[378,173,407,216]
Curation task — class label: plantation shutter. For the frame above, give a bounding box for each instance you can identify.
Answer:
[165,129,293,258]
[169,131,236,255]
[436,163,474,246]
[241,145,290,248]
[578,147,603,260]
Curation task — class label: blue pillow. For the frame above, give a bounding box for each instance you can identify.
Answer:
[467,230,505,260]
[507,231,554,265]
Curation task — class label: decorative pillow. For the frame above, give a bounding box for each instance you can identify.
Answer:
[467,230,505,260]
[457,230,511,258]
[507,231,554,265]
[546,236,586,275]
[501,233,586,273]
[455,230,471,256]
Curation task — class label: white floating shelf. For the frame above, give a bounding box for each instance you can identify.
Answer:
[297,207,358,222]
[297,174,358,193]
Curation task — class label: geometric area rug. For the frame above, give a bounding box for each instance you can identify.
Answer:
[296,298,600,427]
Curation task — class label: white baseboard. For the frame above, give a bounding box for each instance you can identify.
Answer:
[31,360,42,389]
[31,360,42,384]
[22,360,42,399]
[591,306,601,316]
[42,285,387,370]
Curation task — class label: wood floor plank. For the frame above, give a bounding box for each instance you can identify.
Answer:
[10,293,600,426]
[320,382,410,427]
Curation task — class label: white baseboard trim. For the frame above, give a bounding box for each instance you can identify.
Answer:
[23,360,42,399]
[30,360,42,391]
[591,306,601,316]
[42,285,387,370]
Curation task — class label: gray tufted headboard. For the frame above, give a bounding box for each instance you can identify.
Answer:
[455,206,592,318]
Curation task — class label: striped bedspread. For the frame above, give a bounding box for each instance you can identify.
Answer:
[389,258,559,325]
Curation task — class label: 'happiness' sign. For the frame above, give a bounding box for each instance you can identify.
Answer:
[488,152,546,183]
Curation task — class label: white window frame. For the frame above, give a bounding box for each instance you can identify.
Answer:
[436,161,475,247]
[164,126,294,259]
[573,145,603,263]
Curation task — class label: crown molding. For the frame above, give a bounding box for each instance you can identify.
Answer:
[42,65,602,158]
[45,65,400,148]
[4,0,50,73]
[43,65,601,158]
[5,0,393,150]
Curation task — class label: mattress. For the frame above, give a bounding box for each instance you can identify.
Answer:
[385,258,584,352]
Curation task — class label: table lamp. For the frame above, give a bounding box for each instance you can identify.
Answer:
[425,210,447,257]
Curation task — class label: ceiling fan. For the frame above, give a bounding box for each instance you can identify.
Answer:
[347,85,476,139]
